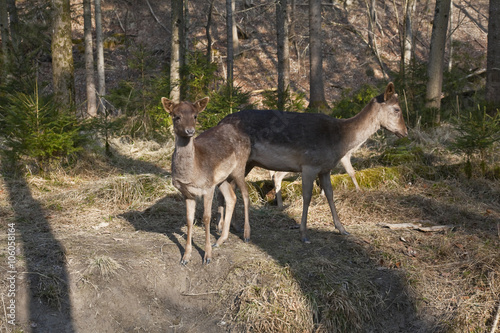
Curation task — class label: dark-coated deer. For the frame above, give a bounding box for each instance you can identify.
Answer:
[270,152,360,208]
[220,82,407,243]
[162,97,251,265]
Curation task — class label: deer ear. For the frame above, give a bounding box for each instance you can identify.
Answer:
[161,97,175,114]
[193,97,210,113]
[384,82,395,101]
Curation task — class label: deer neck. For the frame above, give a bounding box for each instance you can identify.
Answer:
[343,101,381,152]
[172,135,197,181]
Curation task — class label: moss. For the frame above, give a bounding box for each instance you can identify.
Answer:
[379,145,425,166]
[335,167,404,189]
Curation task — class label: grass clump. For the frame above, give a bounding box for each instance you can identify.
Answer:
[230,260,314,332]
[85,255,123,280]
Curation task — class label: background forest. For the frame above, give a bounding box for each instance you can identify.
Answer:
[0,0,499,332]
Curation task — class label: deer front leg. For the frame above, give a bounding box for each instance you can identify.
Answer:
[202,189,215,264]
[214,181,236,247]
[181,198,196,265]
[318,172,349,235]
[299,167,318,243]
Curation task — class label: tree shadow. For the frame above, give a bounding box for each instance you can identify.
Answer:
[1,163,75,332]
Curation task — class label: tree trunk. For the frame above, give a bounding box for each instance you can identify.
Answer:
[95,0,105,111]
[206,0,214,63]
[51,0,75,109]
[276,0,290,110]
[308,0,329,111]
[83,0,97,117]
[403,0,415,67]
[486,0,500,109]
[425,0,451,121]
[6,0,18,54]
[170,0,183,102]
[231,0,239,57]
[226,0,234,84]
[0,0,10,82]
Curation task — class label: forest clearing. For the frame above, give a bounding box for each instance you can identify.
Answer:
[0,0,499,332]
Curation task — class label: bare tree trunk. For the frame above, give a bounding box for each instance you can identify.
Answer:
[6,0,18,54]
[308,0,329,111]
[447,0,453,72]
[95,0,105,111]
[206,0,214,63]
[403,0,415,67]
[486,0,500,109]
[170,0,182,102]
[226,0,234,84]
[83,0,97,117]
[425,0,451,122]
[276,0,290,110]
[51,0,75,108]
[232,0,239,56]
[0,0,10,82]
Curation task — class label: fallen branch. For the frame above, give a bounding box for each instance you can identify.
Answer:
[491,299,500,333]
[380,222,454,232]
[146,0,170,34]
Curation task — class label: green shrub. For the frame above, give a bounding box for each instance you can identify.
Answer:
[197,83,253,130]
[181,51,218,102]
[1,88,83,169]
[450,108,500,178]
[331,84,380,119]
[262,87,307,112]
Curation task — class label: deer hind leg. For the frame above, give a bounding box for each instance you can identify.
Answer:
[233,174,251,242]
[318,171,349,235]
[181,198,196,265]
[340,154,360,191]
[299,167,319,243]
[273,171,288,209]
[214,181,236,247]
[202,189,215,264]
[216,189,225,234]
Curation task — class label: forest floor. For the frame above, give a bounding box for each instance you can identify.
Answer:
[0,129,499,332]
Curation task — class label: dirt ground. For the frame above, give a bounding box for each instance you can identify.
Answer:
[0,134,499,332]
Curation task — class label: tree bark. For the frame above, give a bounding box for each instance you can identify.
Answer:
[226,0,234,84]
[486,0,500,109]
[0,0,10,82]
[6,0,18,54]
[95,0,105,110]
[51,0,75,109]
[308,0,329,111]
[83,0,97,117]
[206,0,214,63]
[276,0,290,110]
[231,0,239,57]
[170,0,183,102]
[425,0,451,121]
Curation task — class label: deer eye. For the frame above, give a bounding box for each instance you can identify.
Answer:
[194,115,198,120]
[394,107,401,113]
[173,116,180,122]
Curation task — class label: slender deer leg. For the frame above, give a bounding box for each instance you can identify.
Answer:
[234,175,251,242]
[340,153,360,191]
[300,167,319,243]
[318,172,349,235]
[202,189,215,264]
[216,189,225,234]
[273,172,287,209]
[181,198,196,265]
[215,181,236,247]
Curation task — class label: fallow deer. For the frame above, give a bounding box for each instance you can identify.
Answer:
[162,97,251,264]
[219,82,407,243]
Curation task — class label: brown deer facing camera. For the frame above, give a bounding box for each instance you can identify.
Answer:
[219,82,408,243]
[162,97,251,265]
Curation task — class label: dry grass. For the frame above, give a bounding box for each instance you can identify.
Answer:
[0,129,499,332]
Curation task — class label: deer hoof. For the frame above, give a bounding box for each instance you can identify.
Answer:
[204,258,211,265]
[301,237,311,244]
[340,230,350,235]
[180,259,189,266]
[244,238,250,243]
[212,243,219,248]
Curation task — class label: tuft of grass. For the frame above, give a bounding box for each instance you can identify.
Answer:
[85,255,123,280]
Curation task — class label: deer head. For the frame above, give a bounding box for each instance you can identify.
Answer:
[161,97,210,137]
